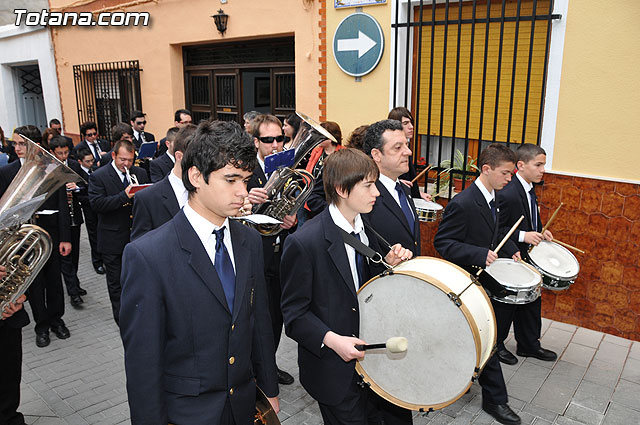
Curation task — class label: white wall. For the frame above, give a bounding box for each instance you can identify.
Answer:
[0,24,62,136]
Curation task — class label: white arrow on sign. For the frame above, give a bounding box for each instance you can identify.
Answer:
[337,30,377,58]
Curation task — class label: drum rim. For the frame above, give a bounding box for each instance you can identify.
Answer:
[486,258,543,289]
[356,256,495,410]
[412,198,444,210]
[529,241,580,281]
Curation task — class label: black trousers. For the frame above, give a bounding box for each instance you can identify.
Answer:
[81,205,103,269]
[60,225,82,296]
[493,297,542,353]
[0,325,24,425]
[262,237,284,351]
[28,251,65,334]
[478,353,508,405]
[102,253,123,325]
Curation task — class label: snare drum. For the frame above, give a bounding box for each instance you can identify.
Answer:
[528,241,580,290]
[485,259,542,304]
[356,257,496,411]
[413,198,444,222]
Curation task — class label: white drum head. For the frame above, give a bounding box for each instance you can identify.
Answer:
[486,259,541,288]
[357,272,478,408]
[413,198,443,211]
[529,241,579,278]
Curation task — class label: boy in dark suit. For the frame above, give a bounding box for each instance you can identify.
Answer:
[496,144,556,365]
[434,143,522,425]
[281,148,413,425]
[75,148,104,274]
[120,120,279,425]
[149,127,178,183]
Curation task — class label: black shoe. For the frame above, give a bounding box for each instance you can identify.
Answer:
[36,331,50,347]
[277,368,294,385]
[95,265,105,275]
[51,323,70,339]
[516,347,557,362]
[497,348,518,365]
[70,295,84,307]
[482,402,521,425]
[78,287,87,296]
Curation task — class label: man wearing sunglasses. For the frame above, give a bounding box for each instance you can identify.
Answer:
[247,114,296,386]
[130,110,155,150]
[72,121,110,165]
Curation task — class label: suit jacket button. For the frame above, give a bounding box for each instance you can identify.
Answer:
[352,308,357,312]
[229,356,235,365]
[231,323,235,331]
[229,388,234,395]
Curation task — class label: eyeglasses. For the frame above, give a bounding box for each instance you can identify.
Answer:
[85,132,97,137]
[258,135,288,144]
[12,141,27,147]
[135,121,147,125]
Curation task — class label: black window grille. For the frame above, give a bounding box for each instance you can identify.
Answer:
[73,60,142,142]
[392,0,561,198]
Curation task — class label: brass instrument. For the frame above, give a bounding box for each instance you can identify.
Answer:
[0,135,84,313]
[240,112,336,236]
[255,386,280,424]
[124,166,139,186]
[66,186,82,227]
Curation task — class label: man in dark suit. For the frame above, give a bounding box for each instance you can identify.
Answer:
[246,114,297,386]
[281,148,413,425]
[72,121,110,166]
[98,123,135,169]
[88,139,148,325]
[434,143,522,425]
[130,110,155,150]
[149,127,178,182]
[362,119,421,257]
[1,288,27,425]
[154,109,192,158]
[0,127,73,348]
[75,148,104,275]
[48,118,74,154]
[50,136,86,307]
[120,120,279,425]
[496,144,556,365]
[131,124,197,240]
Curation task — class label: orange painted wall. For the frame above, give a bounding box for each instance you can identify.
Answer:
[49,0,322,138]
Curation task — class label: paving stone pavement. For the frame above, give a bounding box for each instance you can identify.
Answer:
[17,230,640,424]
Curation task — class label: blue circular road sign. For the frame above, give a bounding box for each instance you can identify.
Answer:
[333,12,384,77]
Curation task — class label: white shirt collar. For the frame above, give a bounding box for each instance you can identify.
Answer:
[167,151,176,163]
[111,160,126,179]
[80,164,91,174]
[132,129,141,139]
[183,201,230,245]
[474,178,495,208]
[19,158,24,166]
[328,203,364,235]
[256,154,266,175]
[378,173,399,196]
[516,172,533,193]
[168,170,188,208]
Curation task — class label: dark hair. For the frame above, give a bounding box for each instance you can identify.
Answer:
[76,148,93,161]
[478,143,517,169]
[173,124,197,154]
[320,121,342,145]
[182,120,257,194]
[250,114,283,138]
[80,121,97,137]
[165,127,180,142]
[49,118,61,127]
[284,113,302,137]
[42,128,58,144]
[112,123,133,141]
[49,135,70,151]
[346,125,369,152]
[113,139,135,155]
[516,143,546,164]
[14,125,42,145]
[387,107,413,123]
[130,110,145,122]
[324,148,379,206]
[174,109,192,123]
[362,119,403,156]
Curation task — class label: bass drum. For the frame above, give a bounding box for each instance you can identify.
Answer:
[356,257,496,411]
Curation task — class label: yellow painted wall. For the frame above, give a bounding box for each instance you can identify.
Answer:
[553,1,640,181]
[325,4,391,139]
[49,0,321,138]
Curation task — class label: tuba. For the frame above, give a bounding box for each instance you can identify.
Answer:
[240,112,336,236]
[0,135,84,313]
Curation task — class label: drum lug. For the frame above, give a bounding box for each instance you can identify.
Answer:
[381,268,394,277]
[357,374,371,389]
[419,408,434,414]
[447,292,462,307]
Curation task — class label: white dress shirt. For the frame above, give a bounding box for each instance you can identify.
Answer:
[515,172,535,242]
[183,201,236,272]
[328,204,369,292]
[474,178,496,210]
[167,151,176,164]
[168,170,188,208]
[111,160,128,185]
[378,173,415,220]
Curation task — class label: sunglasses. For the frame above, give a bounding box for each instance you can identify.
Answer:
[85,132,98,137]
[258,135,289,144]
[135,121,147,125]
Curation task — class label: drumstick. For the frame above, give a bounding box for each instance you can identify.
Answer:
[541,202,563,235]
[410,164,433,184]
[355,337,408,353]
[552,239,586,255]
[476,215,524,276]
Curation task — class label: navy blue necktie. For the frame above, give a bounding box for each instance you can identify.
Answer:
[529,188,539,231]
[395,182,415,229]
[122,173,129,188]
[351,232,365,289]
[490,199,497,223]
[213,227,236,313]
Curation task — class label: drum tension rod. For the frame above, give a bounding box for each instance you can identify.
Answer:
[356,374,371,389]
[447,292,462,307]
[381,268,394,277]
[419,408,434,414]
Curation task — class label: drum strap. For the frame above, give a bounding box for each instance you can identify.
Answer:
[338,228,390,269]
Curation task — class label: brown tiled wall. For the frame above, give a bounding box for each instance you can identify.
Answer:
[419,172,640,341]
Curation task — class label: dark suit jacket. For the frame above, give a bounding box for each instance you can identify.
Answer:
[498,177,542,258]
[88,164,148,254]
[66,160,85,226]
[434,182,518,268]
[131,175,180,240]
[364,179,421,256]
[280,208,385,406]
[72,139,110,160]
[133,131,155,149]
[306,171,328,218]
[120,211,278,425]
[149,152,174,183]
[399,159,421,198]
